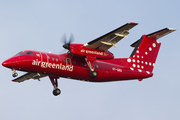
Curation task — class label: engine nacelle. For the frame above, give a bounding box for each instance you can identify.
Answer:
[69,44,114,60]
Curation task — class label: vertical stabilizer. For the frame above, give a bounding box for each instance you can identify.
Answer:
[126,28,176,73]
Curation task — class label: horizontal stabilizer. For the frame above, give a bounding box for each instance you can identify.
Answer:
[131,28,176,47]
[147,28,176,39]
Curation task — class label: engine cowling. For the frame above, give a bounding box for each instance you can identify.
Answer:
[69,44,114,60]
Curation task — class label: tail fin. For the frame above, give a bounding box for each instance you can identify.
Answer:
[126,28,176,73]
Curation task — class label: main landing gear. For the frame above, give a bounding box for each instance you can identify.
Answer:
[89,71,97,78]
[85,57,97,78]
[49,76,61,96]
[12,68,18,77]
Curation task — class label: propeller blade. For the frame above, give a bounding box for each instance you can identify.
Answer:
[62,33,75,50]
[61,34,67,45]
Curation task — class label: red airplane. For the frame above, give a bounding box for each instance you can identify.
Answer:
[2,22,176,96]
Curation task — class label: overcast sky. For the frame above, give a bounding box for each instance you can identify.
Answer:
[0,0,180,120]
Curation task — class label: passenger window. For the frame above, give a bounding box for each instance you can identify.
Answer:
[63,60,65,63]
[52,58,54,61]
[73,61,76,64]
[56,58,58,61]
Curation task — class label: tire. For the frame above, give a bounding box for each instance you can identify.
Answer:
[12,73,18,77]
[89,71,97,78]
[53,88,61,96]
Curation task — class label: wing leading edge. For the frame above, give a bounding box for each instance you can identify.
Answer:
[12,72,47,83]
[84,22,138,51]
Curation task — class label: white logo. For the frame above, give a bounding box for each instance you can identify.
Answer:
[81,49,103,56]
[32,59,73,72]
[112,67,122,72]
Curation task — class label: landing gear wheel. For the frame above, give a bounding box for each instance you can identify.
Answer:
[12,73,18,77]
[89,71,97,78]
[67,51,71,54]
[53,88,61,96]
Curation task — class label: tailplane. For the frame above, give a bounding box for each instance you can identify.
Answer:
[126,28,176,73]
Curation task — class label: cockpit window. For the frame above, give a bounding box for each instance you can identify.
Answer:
[16,52,24,55]
[25,52,33,55]
[16,51,33,56]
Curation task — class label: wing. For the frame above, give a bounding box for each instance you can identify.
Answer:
[12,72,47,83]
[84,22,138,51]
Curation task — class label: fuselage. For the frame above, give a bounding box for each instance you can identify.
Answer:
[2,50,153,82]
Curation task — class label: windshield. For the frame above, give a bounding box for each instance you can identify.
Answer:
[25,52,33,55]
[16,51,34,56]
[16,52,24,55]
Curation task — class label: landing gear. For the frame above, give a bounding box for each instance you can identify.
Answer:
[89,71,97,78]
[12,68,18,77]
[12,73,18,77]
[49,76,61,96]
[85,56,98,78]
[53,88,61,96]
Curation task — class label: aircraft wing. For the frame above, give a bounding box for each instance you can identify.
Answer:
[84,22,138,51]
[12,72,47,83]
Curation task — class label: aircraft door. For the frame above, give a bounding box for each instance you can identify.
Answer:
[66,58,72,66]
[40,52,49,62]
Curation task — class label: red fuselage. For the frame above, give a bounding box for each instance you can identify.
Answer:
[2,50,152,82]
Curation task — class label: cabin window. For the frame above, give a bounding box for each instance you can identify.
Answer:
[67,60,70,63]
[56,58,58,61]
[96,65,99,68]
[52,58,54,61]
[63,60,65,63]
[25,52,33,55]
[73,61,76,64]
[81,62,83,65]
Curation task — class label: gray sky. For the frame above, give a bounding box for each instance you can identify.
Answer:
[0,0,180,120]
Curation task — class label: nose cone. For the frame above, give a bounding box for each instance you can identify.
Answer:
[2,60,7,67]
[2,58,16,68]
[2,59,10,68]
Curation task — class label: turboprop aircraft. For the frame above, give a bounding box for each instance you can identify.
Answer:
[2,22,176,96]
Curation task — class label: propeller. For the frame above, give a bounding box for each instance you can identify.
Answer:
[62,33,74,50]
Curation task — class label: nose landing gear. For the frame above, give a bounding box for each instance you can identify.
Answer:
[49,76,61,96]
[12,68,18,77]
